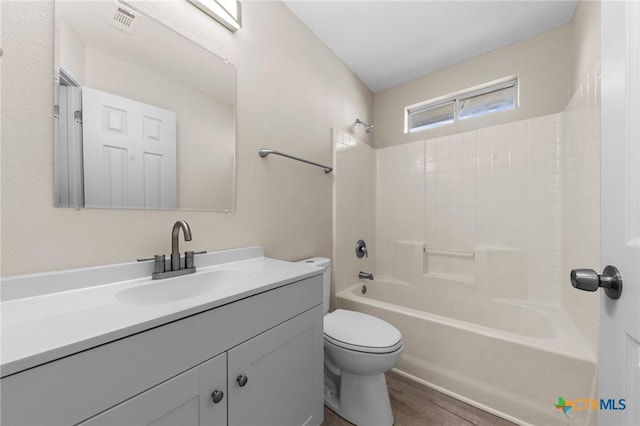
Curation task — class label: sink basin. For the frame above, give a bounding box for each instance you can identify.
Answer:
[115,269,254,306]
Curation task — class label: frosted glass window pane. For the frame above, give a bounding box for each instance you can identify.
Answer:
[408,102,455,132]
[218,0,238,18]
[458,85,515,120]
[188,0,241,31]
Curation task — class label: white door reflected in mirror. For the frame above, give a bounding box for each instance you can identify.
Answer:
[82,87,177,210]
[53,0,236,212]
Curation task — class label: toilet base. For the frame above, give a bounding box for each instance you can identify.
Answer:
[324,371,394,426]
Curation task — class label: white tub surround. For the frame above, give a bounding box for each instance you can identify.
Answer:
[332,130,376,303]
[1,247,325,426]
[367,110,600,426]
[338,279,597,426]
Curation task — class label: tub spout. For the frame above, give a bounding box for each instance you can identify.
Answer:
[359,271,374,280]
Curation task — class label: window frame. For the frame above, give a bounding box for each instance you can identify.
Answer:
[404,76,519,134]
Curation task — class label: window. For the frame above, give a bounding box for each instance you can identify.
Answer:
[405,77,518,133]
[407,100,455,132]
[189,0,242,32]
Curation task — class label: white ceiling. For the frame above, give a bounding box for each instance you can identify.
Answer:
[283,1,579,93]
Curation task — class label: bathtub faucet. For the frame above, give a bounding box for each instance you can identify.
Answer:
[359,271,374,280]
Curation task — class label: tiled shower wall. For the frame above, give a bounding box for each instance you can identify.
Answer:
[334,80,600,352]
[332,131,376,308]
[562,64,601,354]
[375,141,425,284]
[376,114,565,304]
[373,78,601,352]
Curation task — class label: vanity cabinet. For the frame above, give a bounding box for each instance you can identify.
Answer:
[228,307,321,426]
[1,275,324,426]
[80,353,228,426]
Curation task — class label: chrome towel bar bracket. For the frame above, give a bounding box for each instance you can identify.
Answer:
[258,149,333,174]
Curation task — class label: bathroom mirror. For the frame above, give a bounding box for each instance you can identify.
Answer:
[54,1,236,211]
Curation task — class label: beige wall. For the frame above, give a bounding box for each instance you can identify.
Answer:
[1,1,373,276]
[57,19,86,85]
[373,25,573,148]
[571,0,601,94]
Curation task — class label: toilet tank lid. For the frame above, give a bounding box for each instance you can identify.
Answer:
[296,257,331,269]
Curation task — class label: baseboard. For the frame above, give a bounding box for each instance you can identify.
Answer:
[390,368,532,426]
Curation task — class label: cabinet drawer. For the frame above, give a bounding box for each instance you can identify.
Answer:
[1,275,322,426]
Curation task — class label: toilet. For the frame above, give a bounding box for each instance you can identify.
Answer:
[298,257,403,426]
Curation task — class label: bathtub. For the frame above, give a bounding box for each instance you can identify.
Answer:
[336,278,597,426]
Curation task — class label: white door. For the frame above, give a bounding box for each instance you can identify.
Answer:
[599,1,640,425]
[82,87,177,209]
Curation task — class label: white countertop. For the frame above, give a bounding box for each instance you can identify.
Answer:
[1,247,323,377]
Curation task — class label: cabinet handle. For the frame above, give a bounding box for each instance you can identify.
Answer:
[211,390,224,404]
[236,375,248,387]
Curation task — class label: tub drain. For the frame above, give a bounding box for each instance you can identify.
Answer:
[361,285,367,294]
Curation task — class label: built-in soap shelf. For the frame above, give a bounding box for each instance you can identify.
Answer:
[389,241,525,286]
[423,244,475,282]
[422,247,475,258]
[422,271,475,284]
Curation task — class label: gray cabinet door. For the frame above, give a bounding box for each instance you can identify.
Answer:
[227,306,324,426]
[79,352,227,426]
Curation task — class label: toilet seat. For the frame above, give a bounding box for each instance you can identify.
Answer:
[324,309,403,354]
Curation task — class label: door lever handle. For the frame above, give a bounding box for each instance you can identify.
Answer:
[570,265,623,300]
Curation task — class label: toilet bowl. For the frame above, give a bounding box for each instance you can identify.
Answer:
[297,257,403,426]
[324,309,403,426]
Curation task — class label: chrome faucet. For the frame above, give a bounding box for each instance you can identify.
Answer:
[171,220,192,271]
[137,220,206,279]
[359,271,374,280]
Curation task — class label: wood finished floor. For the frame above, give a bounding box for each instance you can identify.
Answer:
[321,371,516,426]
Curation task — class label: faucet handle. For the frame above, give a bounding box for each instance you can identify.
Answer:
[137,255,167,273]
[154,255,166,273]
[185,251,207,269]
[356,240,368,258]
[185,251,195,269]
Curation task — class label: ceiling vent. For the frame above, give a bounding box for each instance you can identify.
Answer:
[108,1,141,34]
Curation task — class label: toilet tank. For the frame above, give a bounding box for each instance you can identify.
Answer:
[297,257,331,314]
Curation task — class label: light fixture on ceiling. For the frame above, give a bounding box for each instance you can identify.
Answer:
[188,0,241,32]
